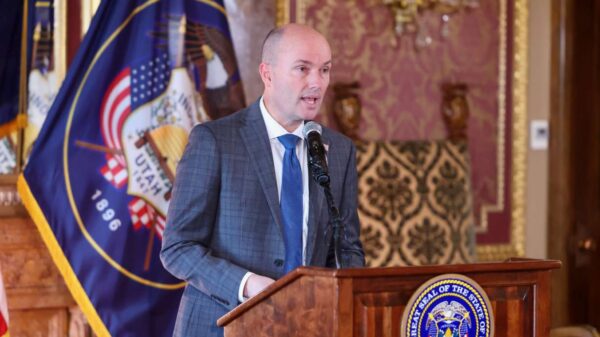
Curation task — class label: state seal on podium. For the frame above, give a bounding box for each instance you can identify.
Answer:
[401,274,495,337]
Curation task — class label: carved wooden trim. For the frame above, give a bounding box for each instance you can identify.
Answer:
[69,306,93,337]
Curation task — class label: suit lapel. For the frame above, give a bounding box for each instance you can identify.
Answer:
[239,104,285,235]
[305,135,328,265]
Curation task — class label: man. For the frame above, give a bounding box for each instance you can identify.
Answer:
[160,23,365,337]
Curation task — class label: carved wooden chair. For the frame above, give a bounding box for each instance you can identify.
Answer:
[334,83,476,267]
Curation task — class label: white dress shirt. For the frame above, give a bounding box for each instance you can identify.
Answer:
[238,97,310,302]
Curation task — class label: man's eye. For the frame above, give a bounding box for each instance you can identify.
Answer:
[322,67,330,74]
[297,66,307,72]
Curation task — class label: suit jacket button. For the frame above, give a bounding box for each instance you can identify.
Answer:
[274,259,284,267]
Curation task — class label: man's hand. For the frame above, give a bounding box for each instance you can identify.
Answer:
[243,274,275,298]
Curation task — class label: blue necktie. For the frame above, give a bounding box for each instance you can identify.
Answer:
[278,134,303,273]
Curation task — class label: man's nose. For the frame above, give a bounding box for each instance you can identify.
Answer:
[307,70,326,89]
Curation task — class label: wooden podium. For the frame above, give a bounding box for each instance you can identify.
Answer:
[218,258,560,337]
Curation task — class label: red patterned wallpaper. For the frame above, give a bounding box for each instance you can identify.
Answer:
[301,1,502,238]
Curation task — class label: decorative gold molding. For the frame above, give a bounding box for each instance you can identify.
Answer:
[276,0,306,25]
[477,0,527,261]
[276,0,289,26]
[297,0,306,24]
[276,0,528,261]
[511,0,528,258]
[54,0,67,85]
[479,0,507,233]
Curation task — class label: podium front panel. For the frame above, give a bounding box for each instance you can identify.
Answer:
[351,269,550,337]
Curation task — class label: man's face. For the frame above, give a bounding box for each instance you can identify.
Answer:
[261,30,332,130]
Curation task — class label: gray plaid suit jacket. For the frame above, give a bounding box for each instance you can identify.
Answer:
[161,101,365,337]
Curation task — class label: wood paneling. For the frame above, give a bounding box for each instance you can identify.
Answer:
[9,308,68,337]
[352,274,540,337]
[223,274,337,337]
[0,216,77,335]
[549,0,600,328]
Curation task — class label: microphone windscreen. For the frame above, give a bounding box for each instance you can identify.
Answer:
[303,121,322,139]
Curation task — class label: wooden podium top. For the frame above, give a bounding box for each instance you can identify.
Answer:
[218,258,561,327]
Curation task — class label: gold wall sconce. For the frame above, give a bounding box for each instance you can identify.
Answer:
[382,0,479,48]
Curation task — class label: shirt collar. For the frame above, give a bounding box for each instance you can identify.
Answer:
[260,97,304,140]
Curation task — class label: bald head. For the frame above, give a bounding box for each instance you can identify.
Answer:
[258,23,332,132]
[261,23,329,65]
[261,26,285,64]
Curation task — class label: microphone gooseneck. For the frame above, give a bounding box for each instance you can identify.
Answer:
[302,121,344,269]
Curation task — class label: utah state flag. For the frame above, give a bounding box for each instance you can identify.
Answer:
[17,0,244,335]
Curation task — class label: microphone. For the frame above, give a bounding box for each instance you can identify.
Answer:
[303,121,344,269]
[303,121,330,186]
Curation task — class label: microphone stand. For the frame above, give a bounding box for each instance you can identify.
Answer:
[307,159,345,269]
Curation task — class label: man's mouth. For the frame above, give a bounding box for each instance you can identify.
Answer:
[301,95,320,105]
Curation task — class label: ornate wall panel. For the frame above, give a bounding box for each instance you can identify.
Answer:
[277,0,527,260]
[356,140,477,267]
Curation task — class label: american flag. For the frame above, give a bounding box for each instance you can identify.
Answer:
[99,55,172,233]
[99,54,171,188]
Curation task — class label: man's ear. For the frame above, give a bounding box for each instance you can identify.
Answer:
[259,62,272,87]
